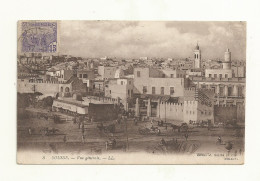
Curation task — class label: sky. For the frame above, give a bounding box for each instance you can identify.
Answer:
[60,21,246,60]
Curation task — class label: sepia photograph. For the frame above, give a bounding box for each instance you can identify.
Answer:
[16,20,246,164]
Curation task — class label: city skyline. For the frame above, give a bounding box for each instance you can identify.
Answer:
[60,21,246,60]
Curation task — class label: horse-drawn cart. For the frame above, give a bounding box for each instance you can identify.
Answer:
[97,123,116,133]
[138,126,161,135]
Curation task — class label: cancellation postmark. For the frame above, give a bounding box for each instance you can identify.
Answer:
[19,21,58,53]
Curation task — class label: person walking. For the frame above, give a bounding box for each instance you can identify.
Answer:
[78,121,81,129]
[28,127,32,135]
[63,135,67,143]
[81,126,85,134]
[184,133,189,141]
[81,134,85,144]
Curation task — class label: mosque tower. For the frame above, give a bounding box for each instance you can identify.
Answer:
[223,48,232,69]
[194,42,201,69]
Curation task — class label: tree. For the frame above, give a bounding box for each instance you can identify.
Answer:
[42,96,54,107]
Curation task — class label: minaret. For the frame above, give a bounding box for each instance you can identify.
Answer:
[194,42,201,69]
[223,48,231,69]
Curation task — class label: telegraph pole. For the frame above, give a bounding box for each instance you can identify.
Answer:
[165,101,166,123]
[125,115,129,151]
[32,84,36,93]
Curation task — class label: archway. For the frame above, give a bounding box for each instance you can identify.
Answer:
[65,87,70,92]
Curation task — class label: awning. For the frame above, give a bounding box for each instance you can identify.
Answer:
[139,94,179,103]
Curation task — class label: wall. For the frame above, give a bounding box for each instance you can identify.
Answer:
[183,100,198,123]
[134,77,186,97]
[98,66,105,77]
[184,88,197,101]
[17,80,59,96]
[52,99,88,114]
[155,99,213,123]
[82,96,119,105]
[161,69,186,78]
[157,102,184,122]
[205,69,232,78]
[236,102,245,122]
[214,105,237,123]
[71,78,86,92]
[232,66,245,78]
[105,82,133,109]
[214,104,245,123]
[98,66,118,79]
[196,101,214,123]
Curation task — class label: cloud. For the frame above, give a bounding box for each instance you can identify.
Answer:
[60,21,246,60]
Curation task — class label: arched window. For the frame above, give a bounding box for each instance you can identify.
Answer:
[60,87,63,92]
[65,87,70,92]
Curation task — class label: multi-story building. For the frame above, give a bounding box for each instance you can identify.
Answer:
[59,76,86,97]
[190,76,245,106]
[105,78,134,109]
[77,70,95,90]
[97,66,118,80]
[134,88,214,124]
[205,49,233,78]
[133,67,189,97]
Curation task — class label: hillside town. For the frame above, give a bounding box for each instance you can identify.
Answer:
[17,43,245,155]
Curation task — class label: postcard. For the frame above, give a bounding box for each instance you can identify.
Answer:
[17,20,245,164]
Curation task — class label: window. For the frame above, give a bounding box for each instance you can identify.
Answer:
[214,74,217,78]
[83,74,88,78]
[219,86,224,97]
[212,87,216,93]
[219,74,222,79]
[137,71,141,77]
[161,87,164,95]
[79,74,83,78]
[128,90,130,95]
[152,87,156,94]
[177,74,179,78]
[121,81,123,85]
[209,74,212,78]
[171,74,174,78]
[129,81,131,85]
[238,86,243,97]
[225,74,228,78]
[228,87,232,96]
[65,87,70,92]
[143,86,147,94]
[170,87,174,95]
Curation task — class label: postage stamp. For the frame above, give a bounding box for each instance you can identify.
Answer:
[20,21,58,53]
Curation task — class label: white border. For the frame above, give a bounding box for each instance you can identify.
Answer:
[1,0,260,181]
